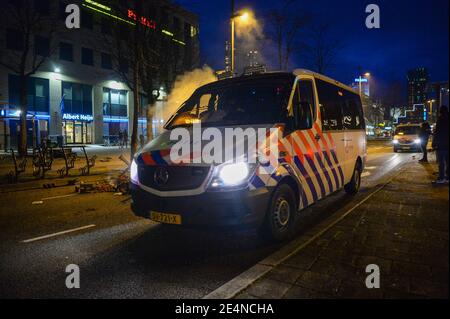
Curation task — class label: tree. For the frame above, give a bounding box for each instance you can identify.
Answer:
[106,0,157,159]
[305,23,344,74]
[0,0,57,156]
[107,0,191,158]
[265,0,309,71]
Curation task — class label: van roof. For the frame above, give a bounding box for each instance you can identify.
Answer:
[293,69,356,93]
[215,69,357,94]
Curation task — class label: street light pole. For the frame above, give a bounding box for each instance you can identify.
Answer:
[230,0,235,75]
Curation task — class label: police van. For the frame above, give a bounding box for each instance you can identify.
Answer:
[130,69,367,241]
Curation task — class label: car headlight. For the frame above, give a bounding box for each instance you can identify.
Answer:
[414,139,421,144]
[130,159,139,185]
[210,162,254,189]
[393,139,399,144]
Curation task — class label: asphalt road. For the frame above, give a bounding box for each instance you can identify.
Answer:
[0,140,418,298]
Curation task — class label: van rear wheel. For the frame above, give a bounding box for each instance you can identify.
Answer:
[259,184,297,242]
[345,162,362,195]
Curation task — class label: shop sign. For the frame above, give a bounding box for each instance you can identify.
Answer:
[63,113,94,122]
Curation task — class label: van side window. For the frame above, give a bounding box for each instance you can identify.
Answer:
[316,79,343,131]
[292,82,313,130]
[342,91,365,130]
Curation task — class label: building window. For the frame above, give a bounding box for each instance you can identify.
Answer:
[35,0,50,16]
[60,42,74,61]
[103,88,127,117]
[62,82,93,115]
[101,53,112,69]
[119,59,129,73]
[35,36,50,57]
[6,29,24,51]
[101,17,112,35]
[81,47,94,66]
[82,10,94,29]
[8,75,49,113]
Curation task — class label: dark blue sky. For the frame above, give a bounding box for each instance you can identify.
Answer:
[178,0,449,96]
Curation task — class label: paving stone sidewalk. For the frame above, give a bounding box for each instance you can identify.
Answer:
[236,161,449,299]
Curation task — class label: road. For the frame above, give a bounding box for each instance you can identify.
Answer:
[0,140,417,298]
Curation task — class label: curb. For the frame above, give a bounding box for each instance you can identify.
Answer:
[203,164,407,299]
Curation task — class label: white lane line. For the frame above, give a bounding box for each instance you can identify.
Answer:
[365,166,377,170]
[41,194,78,201]
[21,224,96,243]
[361,172,371,178]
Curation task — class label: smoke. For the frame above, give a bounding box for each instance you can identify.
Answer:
[163,65,217,121]
[234,10,276,73]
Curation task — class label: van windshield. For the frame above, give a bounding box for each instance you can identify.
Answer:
[166,75,295,129]
[395,126,420,135]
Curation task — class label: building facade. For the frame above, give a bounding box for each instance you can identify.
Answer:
[407,67,429,108]
[0,0,199,150]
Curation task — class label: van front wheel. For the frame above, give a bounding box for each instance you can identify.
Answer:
[345,162,362,195]
[259,184,297,242]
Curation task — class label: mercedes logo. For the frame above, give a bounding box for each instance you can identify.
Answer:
[154,167,170,185]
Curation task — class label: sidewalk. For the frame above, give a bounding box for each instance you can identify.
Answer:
[0,145,132,190]
[235,160,449,299]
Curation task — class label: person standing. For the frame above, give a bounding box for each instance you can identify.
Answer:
[123,130,128,149]
[432,106,449,184]
[418,122,432,162]
[118,130,123,149]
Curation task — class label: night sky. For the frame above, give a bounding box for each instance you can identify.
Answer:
[177,0,449,98]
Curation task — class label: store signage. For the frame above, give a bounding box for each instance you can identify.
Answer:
[127,9,156,29]
[63,113,94,122]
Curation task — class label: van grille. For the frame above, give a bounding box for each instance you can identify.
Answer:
[138,166,210,191]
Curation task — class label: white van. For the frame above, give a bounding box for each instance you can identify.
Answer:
[130,69,367,241]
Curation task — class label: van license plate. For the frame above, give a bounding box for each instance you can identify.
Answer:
[150,212,182,225]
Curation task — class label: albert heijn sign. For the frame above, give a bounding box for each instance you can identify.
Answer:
[63,113,94,122]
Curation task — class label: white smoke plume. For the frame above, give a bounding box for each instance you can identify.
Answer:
[163,65,217,121]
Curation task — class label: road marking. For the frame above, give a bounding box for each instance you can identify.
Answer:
[204,163,408,299]
[21,224,96,243]
[361,172,371,178]
[41,194,78,201]
[365,166,377,170]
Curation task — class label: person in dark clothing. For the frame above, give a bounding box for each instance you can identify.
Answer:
[123,130,129,149]
[432,106,449,184]
[419,122,432,162]
[118,130,123,149]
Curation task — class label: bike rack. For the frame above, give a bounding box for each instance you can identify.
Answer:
[7,149,27,183]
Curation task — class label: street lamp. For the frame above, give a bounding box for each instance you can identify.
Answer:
[358,72,370,97]
[230,9,251,75]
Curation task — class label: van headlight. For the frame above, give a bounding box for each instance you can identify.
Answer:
[393,139,399,144]
[210,162,254,189]
[130,159,139,185]
[414,138,421,144]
